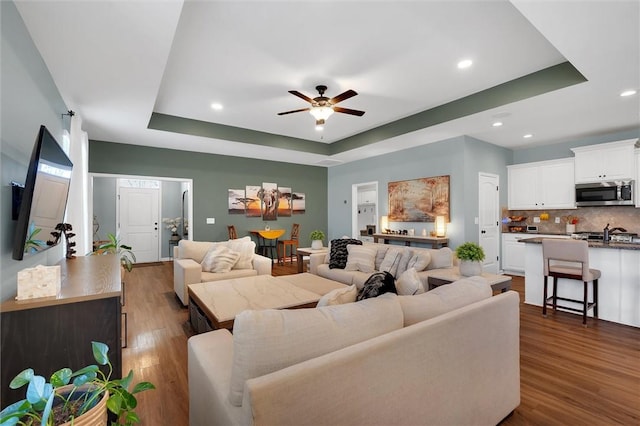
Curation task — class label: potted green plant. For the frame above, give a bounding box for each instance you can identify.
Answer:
[0,341,154,426]
[455,242,485,277]
[309,230,325,250]
[93,233,136,272]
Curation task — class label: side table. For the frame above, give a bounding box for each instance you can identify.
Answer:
[169,239,180,259]
[295,247,329,273]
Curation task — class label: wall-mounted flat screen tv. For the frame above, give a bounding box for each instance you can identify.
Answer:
[12,125,73,260]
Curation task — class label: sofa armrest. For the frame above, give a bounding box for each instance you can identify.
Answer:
[174,258,202,306]
[252,254,272,276]
[309,253,327,275]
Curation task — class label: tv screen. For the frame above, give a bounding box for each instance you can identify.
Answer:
[12,125,73,260]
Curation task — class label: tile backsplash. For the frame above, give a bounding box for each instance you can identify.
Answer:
[502,206,640,235]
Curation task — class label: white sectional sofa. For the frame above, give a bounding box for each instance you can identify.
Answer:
[173,238,272,306]
[310,242,459,290]
[188,276,521,425]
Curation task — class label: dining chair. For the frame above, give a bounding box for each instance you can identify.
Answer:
[277,223,300,265]
[227,225,237,240]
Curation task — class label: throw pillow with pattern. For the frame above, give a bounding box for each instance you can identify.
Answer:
[329,238,362,269]
[357,271,397,301]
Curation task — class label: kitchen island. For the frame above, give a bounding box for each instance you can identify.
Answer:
[521,237,640,327]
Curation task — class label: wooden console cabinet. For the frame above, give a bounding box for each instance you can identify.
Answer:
[1,255,122,408]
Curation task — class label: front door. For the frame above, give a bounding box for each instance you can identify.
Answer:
[478,173,500,274]
[119,185,160,263]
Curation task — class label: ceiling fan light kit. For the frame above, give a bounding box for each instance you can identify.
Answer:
[278,85,365,127]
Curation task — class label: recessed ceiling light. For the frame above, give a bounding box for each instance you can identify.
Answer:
[315,125,324,131]
[523,134,533,139]
[620,90,637,97]
[492,121,503,127]
[210,103,223,110]
[457,59,473,69]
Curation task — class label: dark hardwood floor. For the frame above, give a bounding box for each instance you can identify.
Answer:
[122,261,639,425]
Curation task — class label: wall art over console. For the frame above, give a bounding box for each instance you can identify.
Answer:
[228,189,246,214]
[388,175,450,222]
[245,185,262,217]
[277,187,292,217]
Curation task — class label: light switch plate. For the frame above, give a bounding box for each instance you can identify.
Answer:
[555,217,561,224]
[206,218,215,224]
[533,217,541,223]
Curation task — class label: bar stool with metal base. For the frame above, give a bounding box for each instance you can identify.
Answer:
[542,239,600,326]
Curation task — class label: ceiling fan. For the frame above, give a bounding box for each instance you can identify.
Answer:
[278,85,365,128]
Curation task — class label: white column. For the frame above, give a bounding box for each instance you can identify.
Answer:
[65,115,91,256]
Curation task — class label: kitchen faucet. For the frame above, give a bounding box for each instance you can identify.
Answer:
[603,224,628,243]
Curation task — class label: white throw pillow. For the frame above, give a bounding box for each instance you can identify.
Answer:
[344,245,378,273]
[316,285,358,307]
[427,247,454,270]
[395,249,414,277]
[396,267,424,296]
[226,236,256,270]
[407,251,431,272]
[201,245,240,273]
[379,248,403,276]
[228,294,403,406]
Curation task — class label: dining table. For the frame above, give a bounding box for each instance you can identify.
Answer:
[249,229,285,263]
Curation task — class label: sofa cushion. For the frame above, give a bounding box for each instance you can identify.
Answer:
[201,245,240,273]
[426,247,454,270]
[357,271,397,301]
[316,264,355,286]
[398,276,491,326]
[316,285,358,307]
[228,294,404,406]
[396,267,424,296]
[379,247,403,276]
[179,240,214,264]
[222,237,255,270]
[407,250,431,272]
[329,238,362,269]
[344,244,378,273]
[373,245,389,270]
[201,268,257,282]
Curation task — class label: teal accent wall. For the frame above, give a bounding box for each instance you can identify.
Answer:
[327,136,511,249]
[512,128,640,164]
[92,177,117,240]
[88,141,328,247]
[1,1,69,302]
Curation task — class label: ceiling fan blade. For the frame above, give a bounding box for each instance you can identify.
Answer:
[333,106,365,116]
[277,107,310,115]
[288,90,313,103]
[329,89,357,105]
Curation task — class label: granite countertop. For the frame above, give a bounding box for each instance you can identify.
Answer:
[519,237,640,251]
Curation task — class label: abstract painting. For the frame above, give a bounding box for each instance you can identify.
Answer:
[388,175,449,222]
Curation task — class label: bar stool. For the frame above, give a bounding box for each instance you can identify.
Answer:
[542,239,600,326]
[277,223,300,265]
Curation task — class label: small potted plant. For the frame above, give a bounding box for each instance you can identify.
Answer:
[455,242,485,277]
[162,217,182,241]
[93,233,136,273]
[309,230,325,250]
[0,341,154,426]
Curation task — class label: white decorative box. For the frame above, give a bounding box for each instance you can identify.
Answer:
[16,265,61,300]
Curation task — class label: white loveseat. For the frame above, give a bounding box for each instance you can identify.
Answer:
[310,242,459,290]
[173,238,272,306]
[188,276,520,425]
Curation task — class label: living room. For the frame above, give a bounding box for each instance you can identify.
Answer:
[2,1,639,425]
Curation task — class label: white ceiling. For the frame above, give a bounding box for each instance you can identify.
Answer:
[15,0,640,167]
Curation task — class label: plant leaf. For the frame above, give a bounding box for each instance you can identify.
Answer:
[9,369,34,389]
[40,391,55,426]
[119,370,133,391]
[106,392,123,415]
[25,376,46,404]
[131,382,155,394]
[50,368,72,387]
[126,411,140,424]
[92,341,110,365]
[0,399,30,424]
[72,371,97,386]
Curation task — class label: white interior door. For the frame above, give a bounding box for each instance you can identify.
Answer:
[119,186,160,263]
[478,173,500,274]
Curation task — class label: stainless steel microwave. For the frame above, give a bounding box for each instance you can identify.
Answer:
[575,181,634,206]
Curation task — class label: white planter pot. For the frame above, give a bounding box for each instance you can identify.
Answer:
[311,240,323,250]
[459,260,483,277]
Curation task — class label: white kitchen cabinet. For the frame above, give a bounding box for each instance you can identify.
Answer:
[358,190,376,205]
[571,139,637,183]
[502,233,526,275]
[507,158,575,210]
